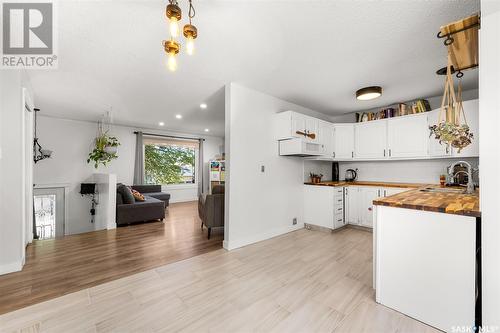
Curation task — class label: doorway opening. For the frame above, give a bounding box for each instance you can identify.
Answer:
[33,188,65,239]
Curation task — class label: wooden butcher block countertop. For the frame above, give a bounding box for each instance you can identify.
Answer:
[373,186,480,217]
[305,181,480,217]
[304,181,428,189]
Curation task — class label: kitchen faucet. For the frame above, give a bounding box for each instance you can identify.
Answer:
[448,161,475,194]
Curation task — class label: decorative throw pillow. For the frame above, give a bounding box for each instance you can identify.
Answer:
[132,189,145,202]
[117,184,135,204]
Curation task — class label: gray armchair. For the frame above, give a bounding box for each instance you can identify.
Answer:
[198,185,225,239]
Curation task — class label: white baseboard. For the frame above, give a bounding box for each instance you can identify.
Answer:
[169,197,198,204]
[224,223,304,251]
[0,260,23,276]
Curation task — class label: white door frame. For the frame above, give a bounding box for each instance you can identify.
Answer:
[33,187,65,238]
[22,88,34,259]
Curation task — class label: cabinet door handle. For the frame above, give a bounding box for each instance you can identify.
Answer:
[389,149,392,157]
[383,149,386,157]
[368,207,372,211]
[337,199,342,202]
[337,208,342,211]
[351,151,354,158]
[333,152,336,158]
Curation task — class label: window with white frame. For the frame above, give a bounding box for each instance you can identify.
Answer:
[143,136,199,186]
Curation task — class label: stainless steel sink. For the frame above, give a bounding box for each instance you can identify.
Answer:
[419,187,467,194]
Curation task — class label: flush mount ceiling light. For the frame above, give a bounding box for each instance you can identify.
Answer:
[356,86,383,101]
[162,0,198,71]
[200,103,207,109]
[204,128,209,132]
[175,114,182,119]
[158,122,165,126]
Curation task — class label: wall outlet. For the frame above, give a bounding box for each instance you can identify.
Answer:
[293,217,297,225]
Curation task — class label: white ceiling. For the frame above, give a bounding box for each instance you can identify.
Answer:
[28,0,480,137]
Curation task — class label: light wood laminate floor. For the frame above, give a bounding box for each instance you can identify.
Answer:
[0,227,439,332]
[0,201,223,315]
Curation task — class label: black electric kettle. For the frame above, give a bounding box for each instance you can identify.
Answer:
[345,169,358,182]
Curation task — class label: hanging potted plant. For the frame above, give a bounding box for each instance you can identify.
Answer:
[87,121,120,168]
[429,54,473,153]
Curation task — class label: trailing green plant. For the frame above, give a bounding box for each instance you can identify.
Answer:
[87,133,120,168]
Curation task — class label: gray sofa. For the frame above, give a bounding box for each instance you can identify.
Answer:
[116,185,170,226]
[198,184,224,239]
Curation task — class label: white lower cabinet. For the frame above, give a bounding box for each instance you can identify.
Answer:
[359,187,380,228]
[307,185,411,230]
[304,185,344,230]
[346,186,411,228]
[345,186,361,225]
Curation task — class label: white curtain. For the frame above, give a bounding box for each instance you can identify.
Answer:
[133,131,144,185]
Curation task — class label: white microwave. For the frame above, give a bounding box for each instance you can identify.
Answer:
[279,138,325,156]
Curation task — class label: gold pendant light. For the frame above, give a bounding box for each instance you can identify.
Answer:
[166,1,182,38]
[162,0,198,71]
[183,0,197,55]
[163,39,180,72]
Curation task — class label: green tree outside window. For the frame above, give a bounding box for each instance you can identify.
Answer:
[144,144,196,185]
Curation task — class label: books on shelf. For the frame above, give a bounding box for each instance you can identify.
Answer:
[209,160,225,192]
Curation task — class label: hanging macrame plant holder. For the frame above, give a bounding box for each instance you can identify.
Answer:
[429,54,473,153]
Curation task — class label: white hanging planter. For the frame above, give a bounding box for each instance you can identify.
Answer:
[104,146,118,154]
[429,54,473,153]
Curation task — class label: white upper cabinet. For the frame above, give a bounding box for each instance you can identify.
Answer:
[333,124,355,159]
[276,111,319,142]
[428,109,452,157]
[355,121,387,159]
[318,121,335,158]
[387,113,429,158]
[291,112,307,139]
[452,99,479,157]
[305,117,319,142]
[277,99,478,160]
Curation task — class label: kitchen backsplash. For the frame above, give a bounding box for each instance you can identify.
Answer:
[304,158,479,184]
[339,158,479,184]
[304,160,333,182]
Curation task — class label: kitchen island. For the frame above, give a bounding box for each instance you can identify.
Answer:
[373,186,480,332]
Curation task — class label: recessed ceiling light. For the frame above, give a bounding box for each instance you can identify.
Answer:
[356,86,383,101]
[200,103,207,109]
[158,121,165,126]
[175,114,182,119]
[204,128,209,132]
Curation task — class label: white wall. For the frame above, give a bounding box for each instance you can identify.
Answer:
[91,173,117,231]
[0,71,32,274]
[479,0,500,328]
[224,83,325,250]
[338,158,479,184]
[34,116,223,235]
